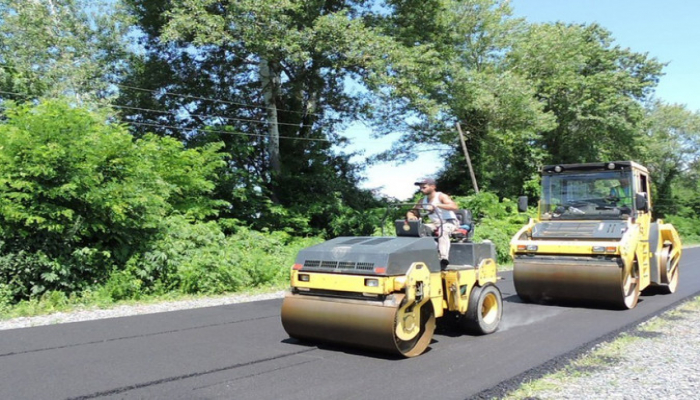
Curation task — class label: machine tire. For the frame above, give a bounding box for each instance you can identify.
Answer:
[620,259,640,309]
[461,284,502,335]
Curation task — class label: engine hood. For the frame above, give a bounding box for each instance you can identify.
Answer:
[531,221,627,240]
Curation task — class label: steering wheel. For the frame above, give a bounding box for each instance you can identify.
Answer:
[605,194,620,203]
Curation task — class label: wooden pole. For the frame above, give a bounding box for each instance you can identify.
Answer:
[456,122,479,194]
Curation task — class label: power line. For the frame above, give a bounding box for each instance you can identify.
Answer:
[111,103,314,128]
[0,89,330,142]
[115,83,325,118]
[0,89,329,142]
[128,121,330,142]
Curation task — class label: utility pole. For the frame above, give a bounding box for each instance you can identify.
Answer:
[456,122,479,194]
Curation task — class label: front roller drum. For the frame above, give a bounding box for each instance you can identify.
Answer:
[281,292,435,357]
[514,256,640,309]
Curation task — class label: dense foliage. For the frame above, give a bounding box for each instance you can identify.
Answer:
[0,100,226,302]
[0,0,698,312]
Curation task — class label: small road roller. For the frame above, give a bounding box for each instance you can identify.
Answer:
[281,207,502,357]
[510,161,682,309]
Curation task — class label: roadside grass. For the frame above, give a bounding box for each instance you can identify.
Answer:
[501,295,700,399]
[0,281,290,321]
[0,244,694,321]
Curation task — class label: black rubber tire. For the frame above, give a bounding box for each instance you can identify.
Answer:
[461,284,503,335]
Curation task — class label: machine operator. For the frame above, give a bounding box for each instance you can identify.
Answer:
[406,178,459,269]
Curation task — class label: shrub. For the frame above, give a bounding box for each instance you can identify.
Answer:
[662,215,700,244]
[454,192,531,264]
[0,99,226,302]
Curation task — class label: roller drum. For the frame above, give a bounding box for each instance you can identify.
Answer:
[281,292,435,357]
[514,256,637,308]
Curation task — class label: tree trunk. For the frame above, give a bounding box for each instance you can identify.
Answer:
[259,58,281,176]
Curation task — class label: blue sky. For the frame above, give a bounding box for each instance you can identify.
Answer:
[352,0,700,200]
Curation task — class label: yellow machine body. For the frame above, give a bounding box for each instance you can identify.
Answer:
[510,161,682,309]
[281,235,501,357]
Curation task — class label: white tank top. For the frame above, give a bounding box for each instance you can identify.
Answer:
[422,192,457,223]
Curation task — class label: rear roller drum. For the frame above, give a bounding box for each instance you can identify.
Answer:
[657,245,679,294]
[460,284,502,335]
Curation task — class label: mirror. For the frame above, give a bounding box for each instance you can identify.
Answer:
[635,193,648,212]
[518,196,529,213]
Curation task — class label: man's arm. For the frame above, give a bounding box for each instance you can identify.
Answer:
[406,201,421,220]
[436,193,459,211]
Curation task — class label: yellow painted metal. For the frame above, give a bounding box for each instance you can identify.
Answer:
[429,273,445,319]
[443,269,471,313]
[394,262,431,341]
[509,162,684,308]
[282,261,446,357]
[281,292,435,357]
[290,270,395,295]
[477,258,498,286]
[660,220,683,271]
[480,289,500,326]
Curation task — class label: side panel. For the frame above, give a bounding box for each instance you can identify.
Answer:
[449,241,496,267]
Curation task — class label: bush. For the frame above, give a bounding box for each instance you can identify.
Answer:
[0,99,226,302]
[662,215,700,244]
[454,192,530,264]
[132,216,322,296]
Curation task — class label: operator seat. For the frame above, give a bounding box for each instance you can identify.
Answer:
[394,209,475,242]
[450,209,474,242]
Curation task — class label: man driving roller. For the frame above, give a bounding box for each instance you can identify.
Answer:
[609,176,632,205]
[406,178,459,269]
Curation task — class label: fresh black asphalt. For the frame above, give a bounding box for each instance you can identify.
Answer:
[1,247,698,400]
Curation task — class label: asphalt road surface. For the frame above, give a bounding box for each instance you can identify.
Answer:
[1,247,698,400]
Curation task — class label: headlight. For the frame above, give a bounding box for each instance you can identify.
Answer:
[365,278,379,287]
[517,244,538,252]
[592,246,617,253]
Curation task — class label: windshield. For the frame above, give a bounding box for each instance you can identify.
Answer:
[540,170,634,220]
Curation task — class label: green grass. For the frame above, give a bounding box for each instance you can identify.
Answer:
[0,281,291,321]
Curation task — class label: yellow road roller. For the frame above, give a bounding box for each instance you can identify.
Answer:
[510,161,682,309]
[281,208,502,357]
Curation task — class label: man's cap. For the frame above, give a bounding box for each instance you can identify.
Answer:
[414,177,436,186]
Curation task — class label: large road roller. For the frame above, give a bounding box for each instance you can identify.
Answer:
[510,161,682,309]
[281,208,502,357]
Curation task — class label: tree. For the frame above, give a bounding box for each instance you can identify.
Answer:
[507,23,665,165]
[0,0,133,102]
[639,101,700,216]
[0,99,226,299]
[366,0,555,198]
[120,0,390,235]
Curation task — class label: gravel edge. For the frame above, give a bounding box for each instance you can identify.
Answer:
[0,290,286,331]
[472,294,700,399]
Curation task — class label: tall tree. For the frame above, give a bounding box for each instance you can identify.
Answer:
[120,0,390,235]
[366,0,555,198]
[0,0,132,102]
[639,101,700,216]
[507,23,665,165]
